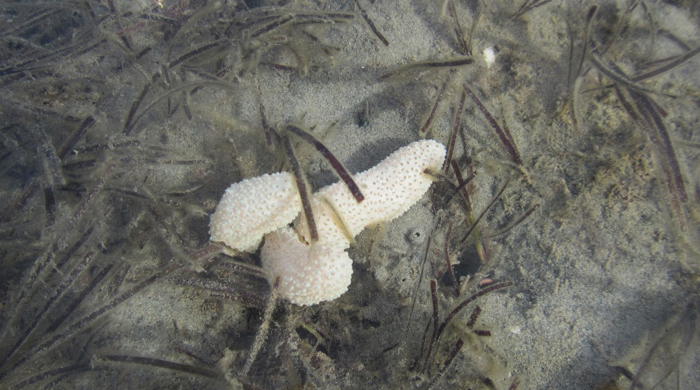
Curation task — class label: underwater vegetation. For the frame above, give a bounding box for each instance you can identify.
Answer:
[0,0,698,389]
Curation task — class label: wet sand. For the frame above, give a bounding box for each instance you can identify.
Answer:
[0,0,698,389]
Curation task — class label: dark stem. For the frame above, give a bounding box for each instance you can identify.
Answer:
[283,134,319,241]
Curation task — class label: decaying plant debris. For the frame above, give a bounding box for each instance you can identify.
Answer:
[1,0,699,389]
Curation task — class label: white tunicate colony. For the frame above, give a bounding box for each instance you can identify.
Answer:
[209,172,301,252]
[210,140,446,305]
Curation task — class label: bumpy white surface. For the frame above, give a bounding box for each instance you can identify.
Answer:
[261,226,353,306]
[209,172,301,252]
[209,140,446,305]
[295,139,446,244]
[265,140,446,305]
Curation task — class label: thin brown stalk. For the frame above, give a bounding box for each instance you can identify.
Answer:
[460,180,509,243]
[614,85,640,123]
[124,83,151,135]
[380,57,472,80]
[466,305,481,329]
[106,264,131,297]
[3,263,182,379]
[615,85,685,230]
[53,226,94,271]
[425,339,464,390]
[355,0,388,46]
[10,364,88,390]
[23,263,182,369]
[630,91,686,202]
[283,135,318,242]
[168,41,222,69]
[77,140,141,154]
[443,171,476,209]
[430,280,439,344]
[8,165,111,323]
[62,159,96,171]
[214,260,266,279]
[411,319,433,372]
[628,304,696,389]
[242,277,280,376]
[422,280,441,374]
[256,83,275,146]
[508,377,521,390]
[0,252,95,368]
[43,186,56,227]
[58,116,95,159]
[182,91,192,120]
[126,81,238,134]
[443,224,459,296]
[632,45,700,82]
[37,127,66,187]
[286,125,364,203]
[513,0,553,18]
[420,73,453,135]
[566,20,575,87]
[589,54,658,96]
[250,15,294,38]
[447,0,468,55]
[434,282,513,346]
[463,85,521,165]
[569,6,598,87]
[451,161,472,212]
[53,164,114,252]
[480,203,540,240]
[175,347,214,367]
[444,90,466,174]
[95,355,220,379]
[168,277,264,308]
[407,215,441,331]
[465,4,482,57]
[46,264,115,333]
[627,90,687,230]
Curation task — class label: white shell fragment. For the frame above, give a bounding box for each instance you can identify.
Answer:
[209,172,301,252]
[483,46,496,68]
[210,140,446,305]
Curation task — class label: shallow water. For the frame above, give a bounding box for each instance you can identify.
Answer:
[0,0,698,389]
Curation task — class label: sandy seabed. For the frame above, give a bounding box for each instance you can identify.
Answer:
[0,0,698,389]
